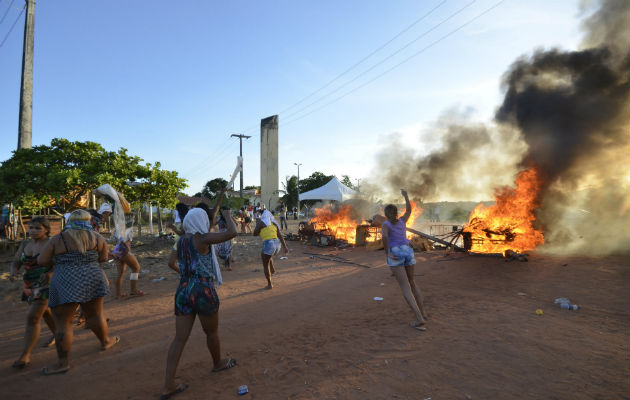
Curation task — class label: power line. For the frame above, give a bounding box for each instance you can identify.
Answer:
[281,0,477,122]
[0,3,23,49]
[0,0,16,24]
[180,135,235,176]
[276,0,448,116]
[282,0,506,127]
[234,2,449,137]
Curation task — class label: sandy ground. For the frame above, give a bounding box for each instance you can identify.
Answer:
[0,220,628,400]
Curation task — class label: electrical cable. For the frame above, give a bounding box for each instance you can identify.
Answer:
[282,0,505,127]
[281,0,477,122]
[0,0,16,25]
[276,0,448,116]
[0,3,23,49]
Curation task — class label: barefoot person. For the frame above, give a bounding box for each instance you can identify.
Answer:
[38,210,118,375]
[162,208,237,399]
[253,209,289,289]
[382,189,428,331]
[97,202,143,298]
[9,217,56,368]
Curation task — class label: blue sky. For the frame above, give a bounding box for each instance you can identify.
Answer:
[0,0,584,197]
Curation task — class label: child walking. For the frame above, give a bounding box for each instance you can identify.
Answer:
[382,189,428,331]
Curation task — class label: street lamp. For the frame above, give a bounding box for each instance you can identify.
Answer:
[294,163,302,216]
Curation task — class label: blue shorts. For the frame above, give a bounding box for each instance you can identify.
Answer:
[387,244,416,267]
[262,239,281,256]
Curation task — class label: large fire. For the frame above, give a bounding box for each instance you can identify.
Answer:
[310,201,421,244]
[463,167,544,254]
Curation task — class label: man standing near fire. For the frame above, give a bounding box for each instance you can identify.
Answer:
[382,189,428,331]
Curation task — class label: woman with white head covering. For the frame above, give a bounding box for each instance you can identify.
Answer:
[162,208,237,399]
[96,201,144,298]
[253,210,289,289]
[37,210,119,375]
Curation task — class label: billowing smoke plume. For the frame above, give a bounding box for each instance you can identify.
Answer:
[496,0,629,255]
[368,0,629,255]
[364,110,526,202]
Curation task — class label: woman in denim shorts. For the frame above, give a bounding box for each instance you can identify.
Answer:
[253,210,289,289]
[382,189,428,331]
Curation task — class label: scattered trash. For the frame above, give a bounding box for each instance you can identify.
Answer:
[562,263,568,266]
[280,256,288,260]
[237,385,248,395]
[554,297,580,310]
[373,297,384,301]
[535,309,544,316]
[151,277,166,282]
[380,283,385,286]
[517,292,527,296]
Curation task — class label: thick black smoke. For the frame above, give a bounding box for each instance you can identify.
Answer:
[495,0,629,254]
[368,0,629,254]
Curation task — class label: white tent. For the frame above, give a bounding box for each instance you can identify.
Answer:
[298,176,363,202]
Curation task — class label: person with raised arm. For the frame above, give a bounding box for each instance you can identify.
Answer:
[161,208,238,399]
[382,189,428,331]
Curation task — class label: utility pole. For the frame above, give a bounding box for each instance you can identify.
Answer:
[231,134,251,199]
[294,163,302,215]
[18,0,35,150]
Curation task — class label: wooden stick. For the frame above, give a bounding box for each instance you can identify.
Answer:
[209,157,242,229]
[406,227,466,252]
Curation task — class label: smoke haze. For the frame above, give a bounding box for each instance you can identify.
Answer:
[368,0,629,255]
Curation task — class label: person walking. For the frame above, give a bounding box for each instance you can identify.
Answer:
[253,210,289,289]
[10,217,56,368]
[279,203,288,231]
[38,210,119,375]
[162,208,238,399]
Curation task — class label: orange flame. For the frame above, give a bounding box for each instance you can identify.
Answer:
[401,202,422,239]
[310,204,362,244]
[310,201,421,244]
[463,168,544,254]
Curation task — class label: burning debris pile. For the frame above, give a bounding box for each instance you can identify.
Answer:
[298,202,422,248]
[462,168,544,254]
[367,0,630,256]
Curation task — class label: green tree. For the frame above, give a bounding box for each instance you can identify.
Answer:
[201,178,228,199]
[340,175,356,190]
[280,175,298,208]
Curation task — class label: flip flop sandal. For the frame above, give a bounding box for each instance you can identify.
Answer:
[12,360,30,369]
[43,336,56,347]
[41,365,70,375]
[410,322,426,331]
[160,383,189,400]
[212,358,237,372]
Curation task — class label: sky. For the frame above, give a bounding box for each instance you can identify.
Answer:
[0,0,584,197]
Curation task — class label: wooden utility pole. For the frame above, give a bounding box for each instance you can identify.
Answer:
[18,0,35,150]
[230,134,251,199]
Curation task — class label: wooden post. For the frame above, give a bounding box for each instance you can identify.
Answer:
[148,201,153,234]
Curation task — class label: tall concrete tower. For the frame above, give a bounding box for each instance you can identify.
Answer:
[260,115,279,211]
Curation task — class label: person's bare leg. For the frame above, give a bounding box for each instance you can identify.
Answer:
[115,261,126,298]
[123,252,141,295]
[198,313,221,367]
[44,303,76,373]
[391,267,425,326]
[14,301,49,365]
[163,315,195,396]
[42,306,56,333]
[261,253,272,289]
[269,256,275,275]
[405,265,428,320]
[81,298,117,349]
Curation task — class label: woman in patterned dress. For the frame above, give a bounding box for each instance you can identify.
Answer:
[9,217,56,368]
[37,210,119,375]
[161,208,237,399]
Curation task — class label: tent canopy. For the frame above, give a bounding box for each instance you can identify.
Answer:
[299,176,363,202]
